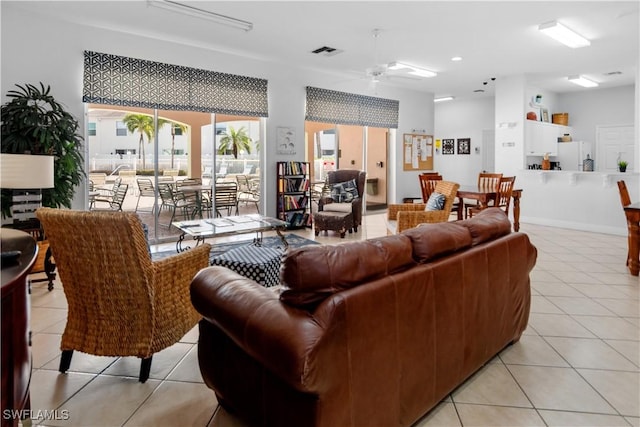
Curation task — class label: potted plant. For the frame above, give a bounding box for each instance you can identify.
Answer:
[618,160,628,173]
[1,83,85,218]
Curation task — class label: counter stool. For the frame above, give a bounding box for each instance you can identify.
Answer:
[314,211,354,238]
[210,245,283,287]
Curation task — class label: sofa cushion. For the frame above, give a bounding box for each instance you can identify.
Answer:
[425,192,445,211]
[322,202,352,213]
[402,221,472,262]
[280,234,414,308]
[458,207,512,246]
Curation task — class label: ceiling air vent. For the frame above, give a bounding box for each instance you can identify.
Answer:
[311,46,343,57]
[603,71,622,76]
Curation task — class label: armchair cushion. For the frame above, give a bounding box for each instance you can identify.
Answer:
[425,192,446,211]
[330,179,359,203]
[322,202,352,213]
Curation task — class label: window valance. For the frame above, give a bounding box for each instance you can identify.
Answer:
[305,86,398,128]
[82,51,268,117]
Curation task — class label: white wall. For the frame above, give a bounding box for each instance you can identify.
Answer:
[557,85,636,166]
[1,3,434,214]
[434,97,494,186]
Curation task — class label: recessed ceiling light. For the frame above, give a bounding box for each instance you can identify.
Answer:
[451,56,463,62]
[568,75,599,88]
[538,20,590,48]
[434,96,455,102]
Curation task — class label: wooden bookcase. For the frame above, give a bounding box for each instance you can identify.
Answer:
[276,162,311,229]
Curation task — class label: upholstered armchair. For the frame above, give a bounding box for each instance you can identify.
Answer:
[36,208,211,382]
[318,169,367,232]
[385,181,460,234]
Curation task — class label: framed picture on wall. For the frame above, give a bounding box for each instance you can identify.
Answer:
[442,139,455,155]
[457,138,471,155]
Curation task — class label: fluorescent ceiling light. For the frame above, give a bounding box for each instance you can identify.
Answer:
[434,96,454,103]
[387,62,437,78]
[147,0,253,32]
[568,75,599,88]
[538,21,590,48]
[451,56,463,62]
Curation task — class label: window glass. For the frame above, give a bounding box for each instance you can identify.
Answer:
[116,121,127,136]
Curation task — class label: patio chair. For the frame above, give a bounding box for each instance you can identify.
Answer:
[135,178,156,213]
[157,182,198,227]
[213,182,239,217]
[91,184,128,211]
[36,208,211,383]
[236,175,260,213]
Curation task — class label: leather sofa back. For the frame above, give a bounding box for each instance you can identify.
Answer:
[281,207,511,309]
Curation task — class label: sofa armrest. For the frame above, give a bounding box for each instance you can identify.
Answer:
[190,267,326,393]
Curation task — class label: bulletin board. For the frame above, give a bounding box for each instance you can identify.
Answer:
[403,133,433,171]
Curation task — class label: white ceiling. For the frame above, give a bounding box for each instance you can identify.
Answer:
[10,1,640,100]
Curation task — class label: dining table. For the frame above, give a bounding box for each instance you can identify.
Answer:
[623,201,640,276]
[456,185,523,231]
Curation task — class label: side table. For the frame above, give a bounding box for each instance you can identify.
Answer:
[2,220,56,291]
[1,228,37,427]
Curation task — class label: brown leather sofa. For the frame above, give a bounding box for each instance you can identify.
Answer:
[191,208,537,427]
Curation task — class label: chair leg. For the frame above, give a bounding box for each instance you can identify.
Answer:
[139,356,152,383]
[59,349,74,373]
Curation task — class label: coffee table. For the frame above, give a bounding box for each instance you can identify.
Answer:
[173,214,288,252]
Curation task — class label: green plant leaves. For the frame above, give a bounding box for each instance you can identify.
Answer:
[1,82,85,217]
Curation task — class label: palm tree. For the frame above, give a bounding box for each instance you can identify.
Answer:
[122,114,153,169]
[218,126,252,159]
[158,120,188,168]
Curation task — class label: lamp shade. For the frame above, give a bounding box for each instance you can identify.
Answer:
[1,154,55,189]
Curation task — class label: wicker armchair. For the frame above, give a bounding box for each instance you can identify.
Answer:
[36,208,211,382]
[386,181,460,234]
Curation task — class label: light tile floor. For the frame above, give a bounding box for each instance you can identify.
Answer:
[25,212,639,427]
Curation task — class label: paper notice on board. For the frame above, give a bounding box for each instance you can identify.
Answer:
[412,140,419,168]
[420,138,428,161]
[404,145,412,164]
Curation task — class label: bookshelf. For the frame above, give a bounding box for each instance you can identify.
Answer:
[276,161,311,229]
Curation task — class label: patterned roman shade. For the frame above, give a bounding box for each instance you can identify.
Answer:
[83,51,268,117]
[305,86,399,128]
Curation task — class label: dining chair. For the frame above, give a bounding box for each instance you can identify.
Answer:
[464,172,503,218]
[36,208,211,383]
[617,180,632,267]
[468,176,515,218]
[418,173,443,203]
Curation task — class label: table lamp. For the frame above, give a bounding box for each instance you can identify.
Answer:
[1,153,55,223]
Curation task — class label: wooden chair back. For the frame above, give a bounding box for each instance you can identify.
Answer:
[618,180,631,207]
[495,176,516,213]
[419,173,443,203]
[478,172,502,191]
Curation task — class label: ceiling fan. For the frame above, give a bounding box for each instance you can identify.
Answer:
[361,29,431,91]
